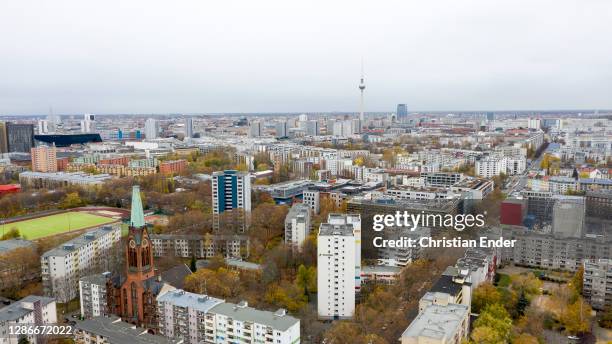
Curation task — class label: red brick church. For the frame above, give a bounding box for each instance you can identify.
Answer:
[105,185,174,330]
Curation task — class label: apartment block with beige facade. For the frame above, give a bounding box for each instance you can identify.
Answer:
[31,145,57,172]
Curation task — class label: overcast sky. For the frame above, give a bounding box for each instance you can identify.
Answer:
[1,0,611,115]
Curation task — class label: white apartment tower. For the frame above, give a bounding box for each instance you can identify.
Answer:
[80,114,96,133]
[184,117,193,139]
[317,213,361,320]
[475,157,505,178]
[249,121,262,137]
[284,203,311,250]
[144,118,159,139]
[326,214,361,292]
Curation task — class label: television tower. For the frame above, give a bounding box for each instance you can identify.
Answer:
[358,60,366,124]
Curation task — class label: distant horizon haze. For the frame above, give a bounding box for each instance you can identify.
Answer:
[1,0,611,115]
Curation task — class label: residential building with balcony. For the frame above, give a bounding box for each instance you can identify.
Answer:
[41,224,121,302]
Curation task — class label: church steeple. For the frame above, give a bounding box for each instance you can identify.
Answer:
[125,185,153,272]
[130,185,145,228]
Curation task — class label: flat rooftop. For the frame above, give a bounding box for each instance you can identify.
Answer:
[0,295,54,322]
[157,289,224,313]
[75,316,178,344]
[42,225,118,258]
[400,303,468,341]
[209,302,299,332]
[319,223,354,236]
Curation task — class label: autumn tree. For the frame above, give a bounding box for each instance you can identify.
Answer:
[60,192,84,209]
[167,210,211,234]
[0,247,40,298]
[0,227,20,240]
[599,306,612,329]
[510,273,542,298]
[513,306,545,340]
[472,282,502,313]
[264,281,307,312]
[511,333,539,344]
[470,326,502,344]
[295,264,316,298]
[569,266,584,298]
[560,299,593,335]
[472,304,513,343]
[249,203,288,243]
[184,267,241,298]
[323,322,363,344]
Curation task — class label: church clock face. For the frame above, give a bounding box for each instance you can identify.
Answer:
[129,240,136,248]
[142,239,148,247]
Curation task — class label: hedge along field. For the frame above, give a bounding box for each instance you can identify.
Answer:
[1,211,117,240]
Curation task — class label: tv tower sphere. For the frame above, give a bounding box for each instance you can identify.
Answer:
[359,79,366,90]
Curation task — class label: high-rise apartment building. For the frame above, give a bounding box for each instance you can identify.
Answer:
[284,203,311,251]
[212,170,251,231]
[184,117,193,139]
[248,121,262,137]
[31,145,58,172]
[144,118,159,139]
[326,214,361,291]
[80,114,96,133]
[328,120,354,137]
[275,121,288,138]
[475,157,505,178]
[317,213,360,320]
[37,119,49,134]
[305,120,319,136]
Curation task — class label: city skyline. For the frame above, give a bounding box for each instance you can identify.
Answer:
[1,0,612,115]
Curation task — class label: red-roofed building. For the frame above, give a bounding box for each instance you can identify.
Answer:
[0,184,21,195]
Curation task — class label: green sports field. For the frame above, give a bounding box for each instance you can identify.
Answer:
[1,212,117,240]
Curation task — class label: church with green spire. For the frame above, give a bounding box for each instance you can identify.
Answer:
[106,185,159,328]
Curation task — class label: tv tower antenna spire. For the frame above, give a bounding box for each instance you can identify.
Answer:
[358,58,366,126]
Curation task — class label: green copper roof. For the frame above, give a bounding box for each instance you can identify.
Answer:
[130,185,145,228]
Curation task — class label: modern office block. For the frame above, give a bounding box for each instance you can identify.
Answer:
[397,104,408,121]
[6,123,34,153]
